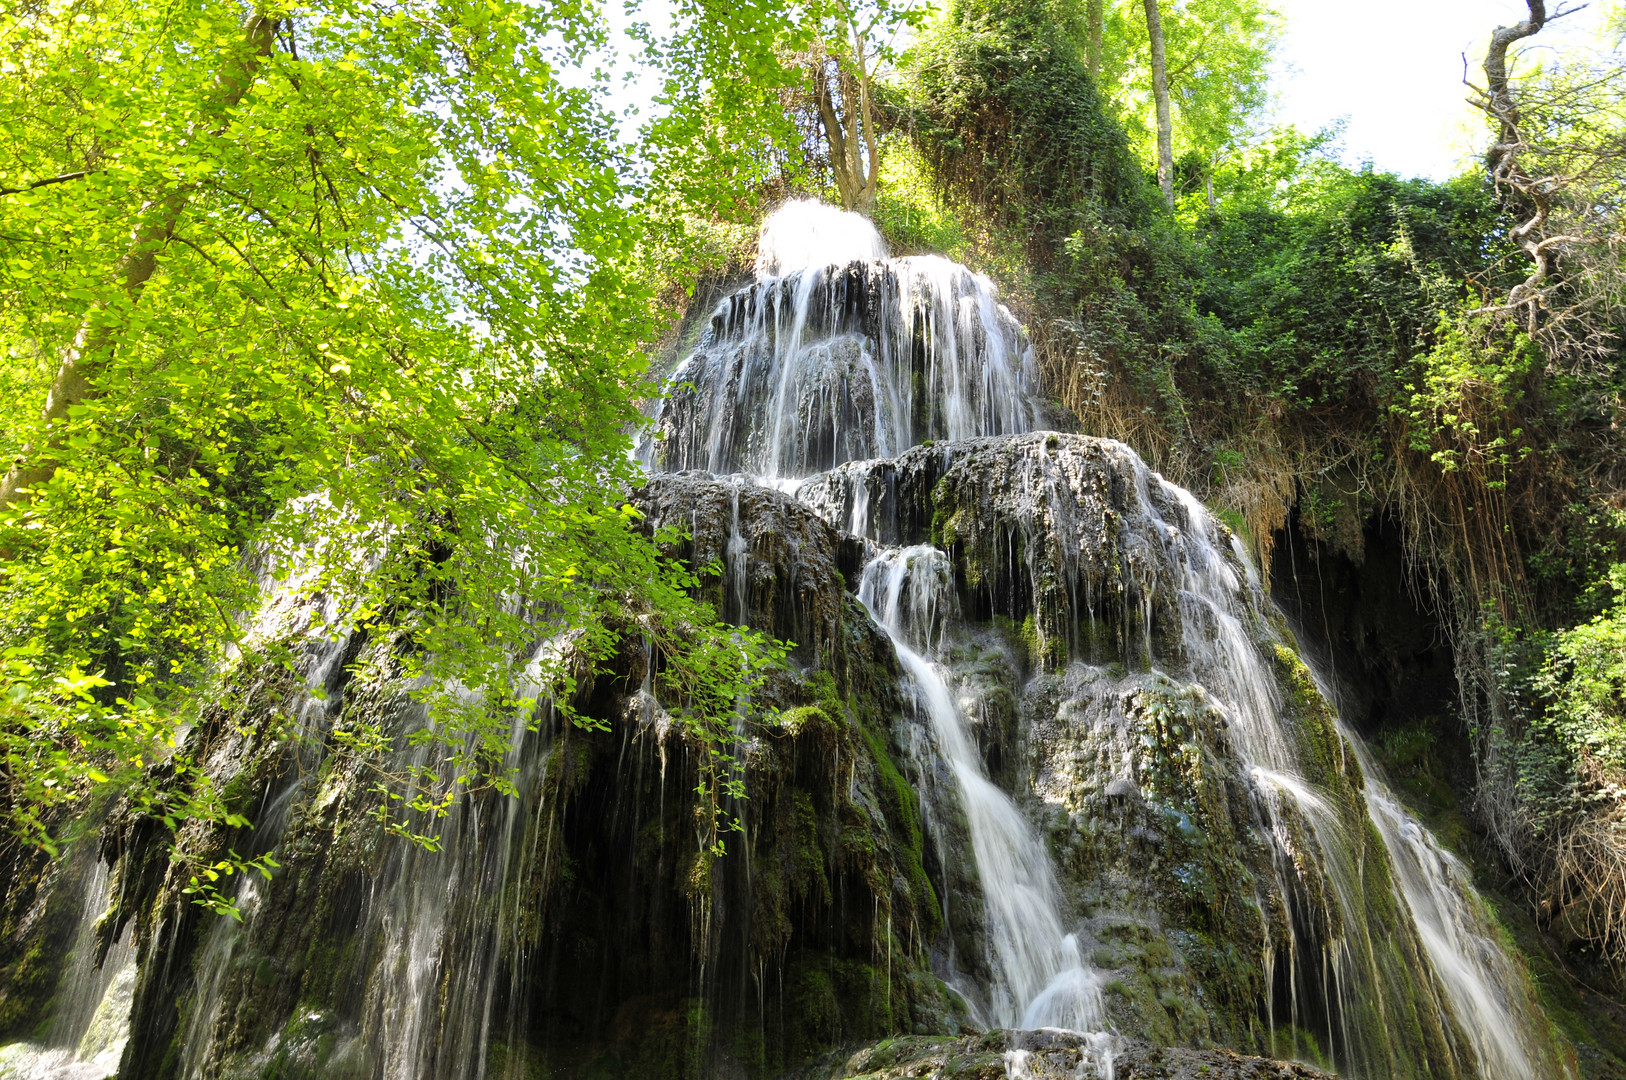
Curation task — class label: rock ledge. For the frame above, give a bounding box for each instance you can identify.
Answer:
[785,1030,1335,1079]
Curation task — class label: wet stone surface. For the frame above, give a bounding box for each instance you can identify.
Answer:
[785,1030,1335,1079]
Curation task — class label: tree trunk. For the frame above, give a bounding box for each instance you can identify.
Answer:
[850,17,880,216]
[1086,0,1104,80]
[1143,0,1175,209]
[812,17,880,216]
[1472,0,1553,328]
[0,13,277,514]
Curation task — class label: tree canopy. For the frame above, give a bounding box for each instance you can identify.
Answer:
[0,0,811,875]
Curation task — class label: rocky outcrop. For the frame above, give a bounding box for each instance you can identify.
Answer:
[805,433,1495,1077]
[800,434,1197,668]
[54,475,966,1080]
[788,1030,1335,1079]
[0,203,1570,1080]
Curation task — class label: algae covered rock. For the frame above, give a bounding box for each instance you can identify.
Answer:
[803,431,1499,1078]
[800,433,1202,667]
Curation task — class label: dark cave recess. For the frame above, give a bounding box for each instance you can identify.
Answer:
[1269,510,1457,743]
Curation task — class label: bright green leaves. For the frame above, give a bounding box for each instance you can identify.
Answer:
[1396,311,1539,485]
[179,850,281,920]
[0,0,786,877]
[1093,0,1280,191]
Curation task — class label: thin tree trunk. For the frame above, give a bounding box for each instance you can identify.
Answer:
[1143,0,1175,209]
[1472,0,1553,328]
[851,17,880,215]
[0,13,277,514]
[814,56,857,210]
[1086,0,1104,80]
[814,21,880,216]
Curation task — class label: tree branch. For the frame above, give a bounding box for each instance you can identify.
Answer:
[0,171,94,198]
[0,13,278,518]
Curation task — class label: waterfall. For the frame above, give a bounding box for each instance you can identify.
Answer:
[1356,747,1550,1080]
[858,546,1107,1032]
[1303,643,1559,1080]
[10,198,1571,1080]
[0,860,137,1080]
[647,200,1559,1074]
[651,205,1038,482]
[687,200,1112,1040]
[1110,459,1563,1079]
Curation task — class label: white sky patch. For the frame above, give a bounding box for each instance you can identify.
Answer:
[592,0,679,145]
[1270,0,1610,180]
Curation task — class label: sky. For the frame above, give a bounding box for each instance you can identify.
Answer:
[1270,0,1612,180]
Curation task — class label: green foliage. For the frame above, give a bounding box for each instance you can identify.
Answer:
[0,0,807,889]
[1527,565,1626,826]
[178,848,281,920]
[871,142,970,257]
[1398,317,1538,484]
[1093,0,1281,188]
[900,0,1157,245]
[1192,169,1512,415]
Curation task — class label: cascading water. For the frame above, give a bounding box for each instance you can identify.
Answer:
[1356,744,1552,1080]
[651,200,1038,483]
[649,200,1115,1043]
[3,198,1574,1080]
[650,201,1568,1076]
[1148,487,1563,1078]
[857,546,1106,1032]
[0,860,136,1080]
[1307,651,1560,1080]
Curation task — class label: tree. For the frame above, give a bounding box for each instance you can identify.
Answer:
[0,0,793,863]
[811,8,885,214]
[1094,0,1280,205]
[0,13,276,514]
[1467,0,1625,364]
[1087,0,1105,78]
[1142,0,1175,208]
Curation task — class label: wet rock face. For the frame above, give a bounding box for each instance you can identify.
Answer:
[800,433,1207,669]
[635,471,868,664]
[59,475,963,1080]
[0,432,1530,1080]
[801,432,1484,1076]
[787,1030,1336,1080]
[1018,665,1276,1048]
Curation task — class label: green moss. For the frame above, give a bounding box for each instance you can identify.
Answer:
[1270,1026,1333,1072]
[854,715,939,934]
[777,704,836,735]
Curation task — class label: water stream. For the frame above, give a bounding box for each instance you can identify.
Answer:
[661,200,1556,1077]
[0,862,136,1080]
[858,546,1107,1032]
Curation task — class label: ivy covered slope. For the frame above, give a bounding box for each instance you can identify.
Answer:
[877,0,1626,1052]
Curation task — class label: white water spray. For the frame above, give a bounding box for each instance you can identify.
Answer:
[0,864,136,1080]
[754,197,890,279]
[654,204,1038,481]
